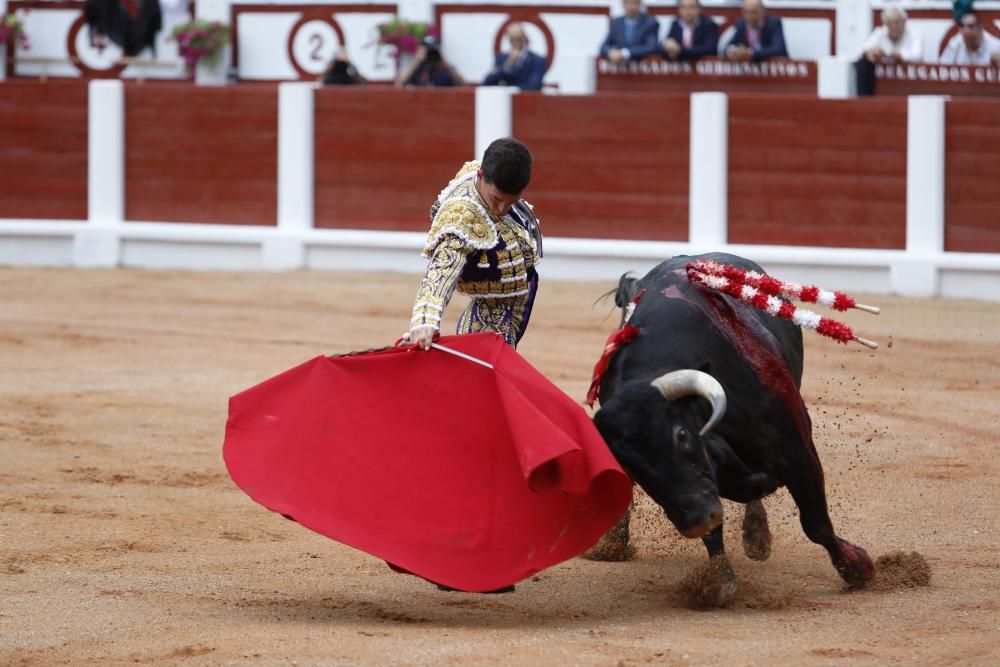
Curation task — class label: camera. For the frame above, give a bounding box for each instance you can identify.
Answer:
[423,36,442,65]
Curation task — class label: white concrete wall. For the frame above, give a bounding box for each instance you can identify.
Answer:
[3,80,1000,302]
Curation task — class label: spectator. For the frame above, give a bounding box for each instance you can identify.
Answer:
[855,5,923,96]
[860,5,923,64]
[320,49,366,85]
[940,13,1000,66]
[84,0,161,57]
[662,0,719,61]
[482,22,548,91]
[396,36,466,87]
[600,0,661,65]
[724,0,788,62]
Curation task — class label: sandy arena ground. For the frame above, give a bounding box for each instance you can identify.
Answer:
[1,266,999,666]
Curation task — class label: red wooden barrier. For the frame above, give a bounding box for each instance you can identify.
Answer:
[513,93,689,240]
[728,95,907,249]
[125,84,278,225]
[0,80,87,220]
[945,99,1000,253]
[314,88,475,231]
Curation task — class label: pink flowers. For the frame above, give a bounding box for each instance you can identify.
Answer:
[398,35,418,54]
[0,11,30,50]
[171,20,229,70]
[377,19,439,59]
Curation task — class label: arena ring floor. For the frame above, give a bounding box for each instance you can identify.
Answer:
[1,267,998,665]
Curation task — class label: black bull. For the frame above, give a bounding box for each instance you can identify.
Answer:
[590,253,875,595]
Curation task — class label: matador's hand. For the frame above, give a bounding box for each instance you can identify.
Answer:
[403,325,438,350]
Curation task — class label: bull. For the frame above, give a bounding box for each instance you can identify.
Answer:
[588,252,875,604]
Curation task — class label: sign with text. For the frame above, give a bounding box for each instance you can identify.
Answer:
[597,58,817,94]
[875,63,1000,97]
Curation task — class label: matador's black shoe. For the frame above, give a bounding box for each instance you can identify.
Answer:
[436,584,516,594]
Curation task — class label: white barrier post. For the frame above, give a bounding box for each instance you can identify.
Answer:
[892,95,946,297]
[836,0,872,62]
[0,0,7,83]
[559,53,598,95]
[818,56,856,98]
[688,92,728,248]
[475,86,515,159]
[266,82,314,270]
[195,0,231,86]
[77,79,124,267]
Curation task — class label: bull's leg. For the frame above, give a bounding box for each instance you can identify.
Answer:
[785,475,875,588]
[707,435,780,502]
[696,525,737,607]
[741,499,772,561]
[581,504,635,562]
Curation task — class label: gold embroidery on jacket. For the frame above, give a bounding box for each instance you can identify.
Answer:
[410,236,469,330]
[426,199,497,256]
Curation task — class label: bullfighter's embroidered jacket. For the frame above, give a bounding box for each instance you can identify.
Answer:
[410,160,541,347]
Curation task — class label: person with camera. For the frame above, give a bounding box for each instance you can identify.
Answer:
[319,48,366,85]
[395,36,466,87]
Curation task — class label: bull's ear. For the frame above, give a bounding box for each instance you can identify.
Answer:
[614,274,638,308]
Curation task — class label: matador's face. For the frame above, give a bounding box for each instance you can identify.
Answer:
[476,171,520,218]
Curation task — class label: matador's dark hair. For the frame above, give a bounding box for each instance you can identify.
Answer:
[481,137,532,196]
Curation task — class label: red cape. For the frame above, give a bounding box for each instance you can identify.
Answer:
[223,333,632,592]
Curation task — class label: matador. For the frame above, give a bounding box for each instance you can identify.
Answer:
[406,138,541,350]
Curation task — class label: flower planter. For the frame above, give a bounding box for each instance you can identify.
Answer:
[172,20,230,85]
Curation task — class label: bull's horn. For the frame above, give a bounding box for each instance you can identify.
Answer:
[650,370,727,436]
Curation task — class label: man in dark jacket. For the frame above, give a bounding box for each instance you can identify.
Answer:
[662,0,719,61]
[483,22,548,90]
[84,0,162,56]
[724,0,788,62]
[599,0,661,64]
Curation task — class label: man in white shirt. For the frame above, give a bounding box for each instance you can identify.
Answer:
[861,5,923,64]
[940,13,1000,66]
[855,5,923,95]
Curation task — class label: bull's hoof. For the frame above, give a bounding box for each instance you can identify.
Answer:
[700,570,737,608]
[680,556,737,608]
[834,538,876,590]
[742,500,772,562]
[580,539,636,562]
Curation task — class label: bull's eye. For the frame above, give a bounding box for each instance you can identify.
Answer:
[672,425,693,451]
